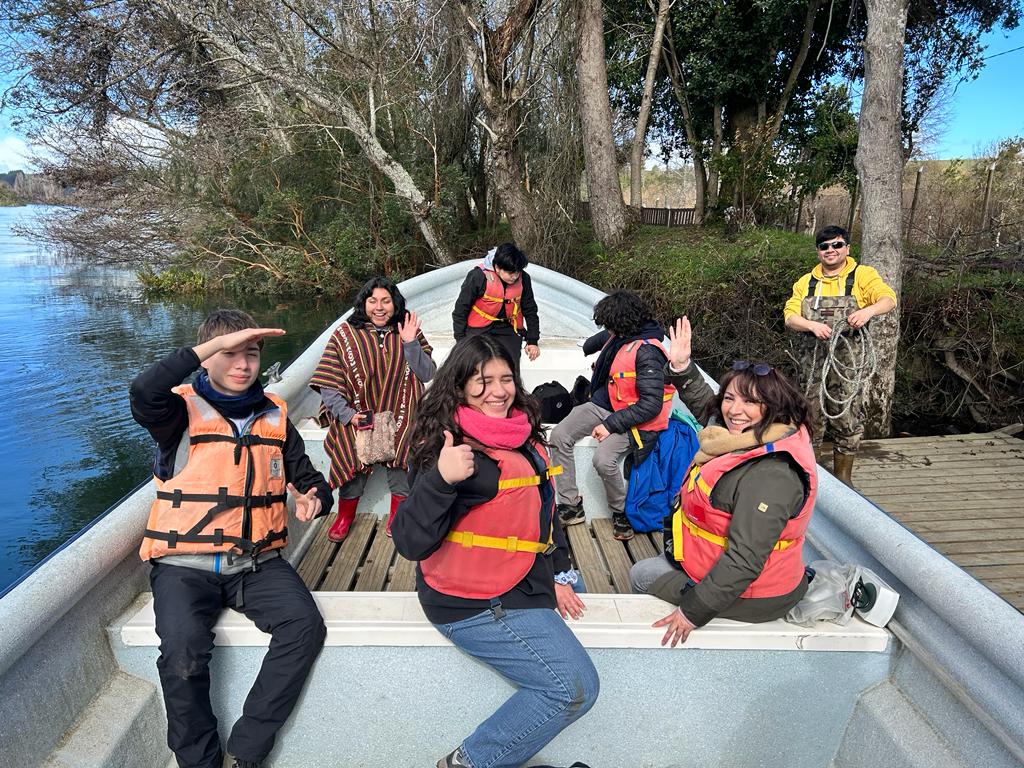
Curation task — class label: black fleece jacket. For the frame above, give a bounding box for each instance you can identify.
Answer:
[584,324,668,435]
[452,267,540,344]
[129,346,333,516]
[391,442,571,624]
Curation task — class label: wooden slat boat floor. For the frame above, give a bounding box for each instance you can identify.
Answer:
[294,430,1023,612]
[298,514,667,595]
[853,428,1024,614]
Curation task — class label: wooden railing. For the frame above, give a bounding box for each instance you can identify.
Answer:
[576,202,697,226]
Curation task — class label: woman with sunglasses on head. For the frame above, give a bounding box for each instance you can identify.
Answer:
[630,317,818,647]
[391,335,597,768]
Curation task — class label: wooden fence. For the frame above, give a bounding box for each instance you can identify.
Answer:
[576,202,697,227]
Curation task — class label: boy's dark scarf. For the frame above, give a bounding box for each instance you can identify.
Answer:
[194,371,268,419]
[589,321,667,398]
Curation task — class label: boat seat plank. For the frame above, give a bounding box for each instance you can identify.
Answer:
[564,523,612,593]
[593,518,634,594]
[319,514,376,591]
[650,531,664,550]
[388,553,418,592]
[296,518,335,590]
[625,531,659,562]
[119,593,892,652]
[354,520,395,592]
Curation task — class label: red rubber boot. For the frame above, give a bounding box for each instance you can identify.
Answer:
[386,494,405,538]
[328,496,359,542]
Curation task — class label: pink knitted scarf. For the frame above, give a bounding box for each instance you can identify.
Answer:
[455,405,532,449]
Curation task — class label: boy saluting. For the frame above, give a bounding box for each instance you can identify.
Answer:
[130,309,332,768]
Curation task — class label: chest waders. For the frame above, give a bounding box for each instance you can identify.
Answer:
[800,267,877,422]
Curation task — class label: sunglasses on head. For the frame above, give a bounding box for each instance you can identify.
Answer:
[817,240,847,251]
[732,360,772,376]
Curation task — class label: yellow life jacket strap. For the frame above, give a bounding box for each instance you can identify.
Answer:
[444,530,553,554]
[671,504,797,560]
[685,464,713,496]
[471,304,502,322]
[495,465,562,490]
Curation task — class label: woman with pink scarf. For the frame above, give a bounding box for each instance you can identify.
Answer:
[392,335,598,768]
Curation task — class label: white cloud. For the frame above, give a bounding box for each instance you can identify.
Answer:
[0,134,34,173]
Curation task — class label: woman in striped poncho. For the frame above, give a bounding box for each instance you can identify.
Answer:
[310,277,435,541]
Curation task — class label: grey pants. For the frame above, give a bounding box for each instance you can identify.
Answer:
[548,401,631,514]
[338,465,409,500]
[630,554,679,594]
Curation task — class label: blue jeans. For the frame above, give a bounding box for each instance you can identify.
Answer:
[434,605,600,768]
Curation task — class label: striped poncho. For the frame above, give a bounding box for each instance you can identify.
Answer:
[309,321,432,488]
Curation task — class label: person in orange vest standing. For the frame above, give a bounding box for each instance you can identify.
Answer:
[630,316,819,647]
[392,335,598,768]
[549,290,673,541]
[452,242,540,372]
[130,310,333,768]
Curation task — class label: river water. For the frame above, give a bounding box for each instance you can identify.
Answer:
[0,206,342,593]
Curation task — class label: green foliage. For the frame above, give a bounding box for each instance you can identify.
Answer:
[138,266,208,295]
[576,224,820,376]
[0,187,23,206]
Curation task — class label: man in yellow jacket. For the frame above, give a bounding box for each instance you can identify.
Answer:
[784,225,897,485]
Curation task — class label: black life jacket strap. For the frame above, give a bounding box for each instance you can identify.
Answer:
[143,526,288,554]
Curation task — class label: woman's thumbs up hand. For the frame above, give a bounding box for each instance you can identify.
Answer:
[437,430,476,485]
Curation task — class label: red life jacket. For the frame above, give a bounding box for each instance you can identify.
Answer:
[466,266,525,331]
[139,384,290,563]
[420,442,562,599]
[607,338,676,448]
[670,426,817,599]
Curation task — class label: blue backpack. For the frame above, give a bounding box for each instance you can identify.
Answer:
[624,413,700,533]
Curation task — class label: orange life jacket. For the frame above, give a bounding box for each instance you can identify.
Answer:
[466,266,525,331]
[607,338,676,448]
[139,384,290,563]
[420,442,561,599]
[671,426,817,599]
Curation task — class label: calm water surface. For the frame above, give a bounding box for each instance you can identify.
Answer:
[0,206,342,593]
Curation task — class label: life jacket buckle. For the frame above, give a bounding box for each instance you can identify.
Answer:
[543,542,557,556]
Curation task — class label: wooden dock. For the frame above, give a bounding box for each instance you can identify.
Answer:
[297,427,1024,613]
[851,426,1024,612]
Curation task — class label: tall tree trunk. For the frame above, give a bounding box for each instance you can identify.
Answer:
[707,102,723,210]
[664,22,705,221]
[629,0,672,207]
[577,0,629,246]
[487,109,543,252]
[855,0,909,438]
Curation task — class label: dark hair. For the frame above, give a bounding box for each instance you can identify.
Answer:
[348,277,407,328]
[408,335,545,471]
[197,309,262,348]
[492,242,528,272]
[815,225,849,245]
[593,290,655,337]
[707,367,814,442]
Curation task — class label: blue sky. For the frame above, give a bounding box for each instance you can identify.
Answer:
[928,25,1024,158]
[1,24,1022,172]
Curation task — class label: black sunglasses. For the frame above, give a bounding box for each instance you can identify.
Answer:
[732,360,772,376]
[817,240,847,251]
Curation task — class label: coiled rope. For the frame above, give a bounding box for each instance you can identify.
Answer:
[815,320,877,420]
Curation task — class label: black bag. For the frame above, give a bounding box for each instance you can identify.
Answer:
[570,374,591,407]
[532,381,573,424]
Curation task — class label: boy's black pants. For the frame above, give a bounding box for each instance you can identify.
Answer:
[150,556,327,768]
